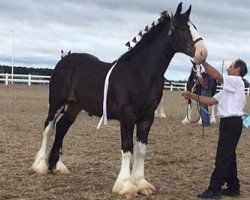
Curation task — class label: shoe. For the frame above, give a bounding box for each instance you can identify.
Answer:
[197,189,221,199]
[221,188,240,196]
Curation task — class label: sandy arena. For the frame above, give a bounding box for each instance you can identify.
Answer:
[0,85,249,200]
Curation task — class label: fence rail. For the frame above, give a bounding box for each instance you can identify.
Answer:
[0,73,249,95]
[0,73,50,86]
[164,81,250,96]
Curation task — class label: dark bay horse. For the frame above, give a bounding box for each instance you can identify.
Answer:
[32,3,207,198]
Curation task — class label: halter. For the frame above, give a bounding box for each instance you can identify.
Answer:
[168,21,203,54]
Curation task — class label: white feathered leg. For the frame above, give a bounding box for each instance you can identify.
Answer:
[32,121,54,174]
[182,104,192,124]
[210,105,217,124]
[113,151,137,199]
[131,142,155,195]
[154,98,166,118]
[32,107,69,175]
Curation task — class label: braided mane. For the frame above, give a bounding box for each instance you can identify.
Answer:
[120,15,171,61]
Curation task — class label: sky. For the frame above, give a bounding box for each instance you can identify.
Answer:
[0,0,250,81]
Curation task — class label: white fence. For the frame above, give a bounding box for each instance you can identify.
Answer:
[164,81,250,96]
[0,73,50,86]
[0,73,249,95]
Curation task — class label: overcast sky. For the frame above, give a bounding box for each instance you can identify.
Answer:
[0,0,250,81]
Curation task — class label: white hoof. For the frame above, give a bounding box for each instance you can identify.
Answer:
[181,118,190,124]
[132,178,155,196]
[210,118,217,124]
[32,157,48,175]
[155,113,167,118]
[53,159,70,174]
[113,179,138,199]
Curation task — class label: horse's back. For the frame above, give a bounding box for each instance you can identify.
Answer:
[51,53,111,82]
[49,53,112,116]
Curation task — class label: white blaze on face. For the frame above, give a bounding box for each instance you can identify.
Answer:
[187,21,201,41]
[187,21,208,63]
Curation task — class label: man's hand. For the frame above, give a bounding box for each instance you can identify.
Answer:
[182,91,191,100]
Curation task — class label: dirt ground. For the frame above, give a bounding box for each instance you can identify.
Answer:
[0,84,249,200]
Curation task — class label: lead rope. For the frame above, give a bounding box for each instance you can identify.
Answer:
[186,79,201,123]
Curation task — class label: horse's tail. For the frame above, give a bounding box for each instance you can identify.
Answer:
[48,55,75,116]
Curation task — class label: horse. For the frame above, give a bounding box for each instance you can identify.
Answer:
[32,3,207,198]
[181,60,217,124]
[61,50,71,59]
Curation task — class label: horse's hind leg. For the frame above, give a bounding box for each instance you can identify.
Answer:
[32,106,64,174]
[131,115,155,196]
[210,105,217,124]
[154,97,166,118]
[48,101,82,174]
[182,101,192,124]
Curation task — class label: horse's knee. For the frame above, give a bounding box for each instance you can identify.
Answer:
[122,140,133,154]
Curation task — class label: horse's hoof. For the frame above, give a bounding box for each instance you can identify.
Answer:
[139,188,154,195]
[31,159,49,175]
[53,159,70,174]
[119,183,138,199]
[137,179,155,196]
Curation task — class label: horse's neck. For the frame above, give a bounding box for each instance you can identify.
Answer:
[130,34,174,77]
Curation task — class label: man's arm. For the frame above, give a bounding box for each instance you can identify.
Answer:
[182,91,218,106]
[201,61,224,84]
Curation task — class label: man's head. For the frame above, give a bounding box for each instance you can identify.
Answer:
[227,59,248,77]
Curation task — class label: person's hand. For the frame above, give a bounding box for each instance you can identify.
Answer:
[182,91,191,100]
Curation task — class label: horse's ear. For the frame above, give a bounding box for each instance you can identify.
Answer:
[61,50,63,53]
[174,2,182,17]
[183,5,192,19]
[190,59,195,65]
[68,50,71,54]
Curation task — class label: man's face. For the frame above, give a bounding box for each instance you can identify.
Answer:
[227,61,240,76]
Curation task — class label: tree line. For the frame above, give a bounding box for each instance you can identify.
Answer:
[0,65,53,76]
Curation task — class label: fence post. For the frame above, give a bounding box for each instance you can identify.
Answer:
[5,73,8,85]
[28,74,31,86]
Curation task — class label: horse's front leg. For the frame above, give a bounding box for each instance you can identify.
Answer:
[112,110,137,199]
[131,117,155,195]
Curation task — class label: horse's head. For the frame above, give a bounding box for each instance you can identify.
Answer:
[169,2,207,63]
[61,50,71,59]
[187,59,202,94]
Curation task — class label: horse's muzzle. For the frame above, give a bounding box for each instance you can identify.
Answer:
[193,39,208,63]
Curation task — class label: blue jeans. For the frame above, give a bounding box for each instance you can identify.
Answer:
[200,90,211,126]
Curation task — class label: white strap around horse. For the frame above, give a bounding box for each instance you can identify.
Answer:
[97,60,119,129]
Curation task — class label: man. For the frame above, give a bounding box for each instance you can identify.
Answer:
[182,59,248,199]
